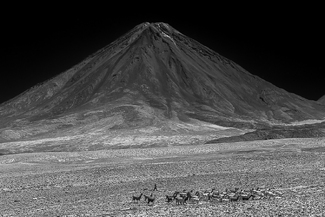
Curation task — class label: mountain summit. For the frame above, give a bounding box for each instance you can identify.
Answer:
[0,22,324,153]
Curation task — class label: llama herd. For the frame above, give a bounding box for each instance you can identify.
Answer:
[131,184,283,206]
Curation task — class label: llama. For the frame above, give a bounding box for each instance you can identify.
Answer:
[132,193,143,202]
[229,193,241,202]
[187,192,200,204]
[175,196,186,205]
[144,194,155,205]
[210,191,221,201]
[173,191,180,198]
[175,194,190,205]
[153,183,158,191]
[241,193,253,200]
[165,195,174,203]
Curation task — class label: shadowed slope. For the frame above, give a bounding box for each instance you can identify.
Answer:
[0,22,324,151]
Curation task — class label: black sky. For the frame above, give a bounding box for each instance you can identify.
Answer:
[1,5,324,104]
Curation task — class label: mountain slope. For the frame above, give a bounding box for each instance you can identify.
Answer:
[318,95,325,105]
[0,22,324,152]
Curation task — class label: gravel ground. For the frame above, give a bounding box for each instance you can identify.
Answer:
[0,138,325,216]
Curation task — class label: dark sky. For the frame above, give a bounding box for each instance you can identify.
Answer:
[1,5,324,104]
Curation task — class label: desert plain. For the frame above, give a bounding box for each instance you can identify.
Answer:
[1,137,325,216]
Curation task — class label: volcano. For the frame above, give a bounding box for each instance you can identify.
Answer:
[0,22,324,154]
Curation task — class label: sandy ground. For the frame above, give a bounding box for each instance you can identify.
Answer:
[1,138,325,216]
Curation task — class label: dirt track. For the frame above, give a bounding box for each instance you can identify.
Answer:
[1,138,325,216]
